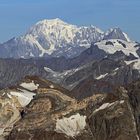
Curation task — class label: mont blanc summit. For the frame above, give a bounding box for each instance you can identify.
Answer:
[0,18,131,58]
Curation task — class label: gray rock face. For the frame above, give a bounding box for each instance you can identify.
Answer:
[38,39,140,72]
[0,58,49,89]
[69,59,140,99]
[127,81,140,137]
[0,39,140,100]
[87,87,139,140]
[41,56,140,100]
[0,54,140,101]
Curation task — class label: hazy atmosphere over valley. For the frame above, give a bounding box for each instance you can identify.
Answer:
[0,0,140,140]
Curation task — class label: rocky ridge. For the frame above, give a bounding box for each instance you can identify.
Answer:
[0,76,139,140]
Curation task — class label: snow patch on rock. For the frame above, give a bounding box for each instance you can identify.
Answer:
[49,85,54,89]
[96,73,108,80]
[123,32,131,42]
[55,113,86,137]
[133,60,140,70]
[10,90,35,107]
[93,100,125,114]
[20,81,39,91]
[96,39,138,57]
[125,59,140,71]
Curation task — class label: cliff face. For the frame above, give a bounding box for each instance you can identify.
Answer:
[87,88,139,140]
[0,76,69,140]
[3,78,139,140]
[0,90,21,139]
[127,81,140,138]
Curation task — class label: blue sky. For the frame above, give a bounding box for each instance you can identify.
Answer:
[0,0,140,42]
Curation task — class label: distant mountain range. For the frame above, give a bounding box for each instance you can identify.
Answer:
[0,18,140,96]
[0,19,140,140]
[0,18,132,58]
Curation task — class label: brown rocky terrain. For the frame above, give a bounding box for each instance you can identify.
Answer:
[0,76,139,140]
[0,76,70,140]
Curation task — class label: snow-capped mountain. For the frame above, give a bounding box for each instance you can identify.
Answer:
[95,39,139,58]
[103,28,131,42]
[0,18,132,59]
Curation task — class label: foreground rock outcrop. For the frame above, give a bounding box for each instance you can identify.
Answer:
[0,76,69,139]
[0,77,138,140]
[0,76,139,140]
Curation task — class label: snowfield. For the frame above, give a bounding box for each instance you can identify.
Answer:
[10,90,35,107]
[95,39,139,58]
[55,113,87,137]
[20,81,39,91]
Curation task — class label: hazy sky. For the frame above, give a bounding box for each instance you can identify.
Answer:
[0,0,140,42]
